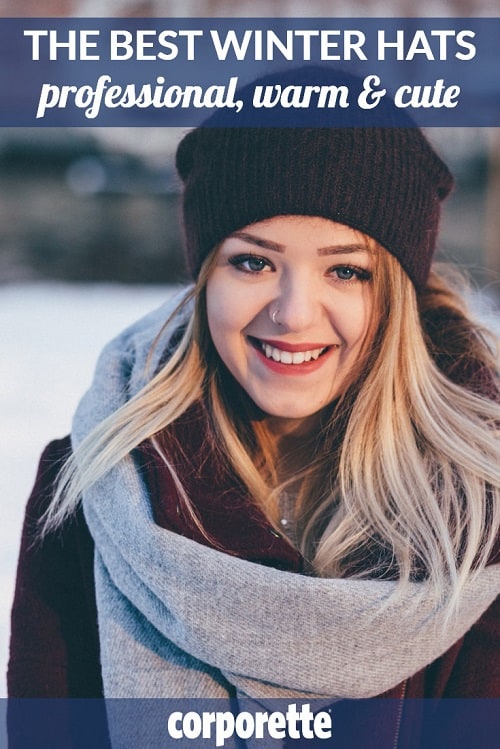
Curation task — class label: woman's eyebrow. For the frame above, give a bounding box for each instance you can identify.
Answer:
[317,244,371,256]
[229,232,370,256]
[229,231,284,253]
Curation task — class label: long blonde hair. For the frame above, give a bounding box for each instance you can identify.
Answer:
[45,242,500,615]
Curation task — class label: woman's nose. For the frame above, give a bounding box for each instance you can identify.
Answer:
[272,276,319,332]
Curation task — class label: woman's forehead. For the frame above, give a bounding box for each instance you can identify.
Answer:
[225,215,377,250]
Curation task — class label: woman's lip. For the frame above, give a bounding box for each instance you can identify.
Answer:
[248,336,334,353]
[252,342,335,375]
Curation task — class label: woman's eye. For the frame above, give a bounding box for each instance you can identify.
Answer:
[334,267,356,281]
[330,265,372,282]
[229,254,272,273]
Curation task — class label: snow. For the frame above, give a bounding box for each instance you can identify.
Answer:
[0,282,498,699]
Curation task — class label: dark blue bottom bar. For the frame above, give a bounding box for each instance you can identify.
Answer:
[3,698,500,749]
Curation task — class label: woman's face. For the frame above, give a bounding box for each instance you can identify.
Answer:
[206,215,376,429]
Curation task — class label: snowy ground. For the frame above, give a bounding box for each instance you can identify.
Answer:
[0,282,498,699]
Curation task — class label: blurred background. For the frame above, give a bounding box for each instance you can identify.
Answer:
[1,0,499,704]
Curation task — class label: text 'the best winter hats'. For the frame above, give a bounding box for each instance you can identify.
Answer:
[175,71,454,290]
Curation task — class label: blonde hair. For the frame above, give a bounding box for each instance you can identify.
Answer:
[44,242,500,616]
[308,259,499,610]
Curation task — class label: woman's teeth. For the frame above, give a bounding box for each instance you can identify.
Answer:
[262,342,327,364]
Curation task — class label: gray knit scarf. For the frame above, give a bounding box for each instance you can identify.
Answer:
[73,295,499,715]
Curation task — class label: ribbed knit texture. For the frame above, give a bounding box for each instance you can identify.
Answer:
[176,126,453,290]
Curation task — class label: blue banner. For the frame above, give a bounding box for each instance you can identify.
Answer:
[3,698,500,748]
[0,18,498,126]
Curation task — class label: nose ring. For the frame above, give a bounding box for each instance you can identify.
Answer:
[271,308,279,324]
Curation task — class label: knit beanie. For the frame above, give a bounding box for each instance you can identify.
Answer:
[175,78,454,291]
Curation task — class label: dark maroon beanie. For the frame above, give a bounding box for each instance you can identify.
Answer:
[176,125,453,290]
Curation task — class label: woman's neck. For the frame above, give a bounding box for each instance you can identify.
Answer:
[265,411,325,482]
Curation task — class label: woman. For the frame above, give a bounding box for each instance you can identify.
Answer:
[9,125,500,746]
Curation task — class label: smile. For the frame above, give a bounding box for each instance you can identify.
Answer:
[249,337,334,366]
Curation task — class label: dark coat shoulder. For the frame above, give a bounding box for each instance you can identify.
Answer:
[8,437,102,698]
